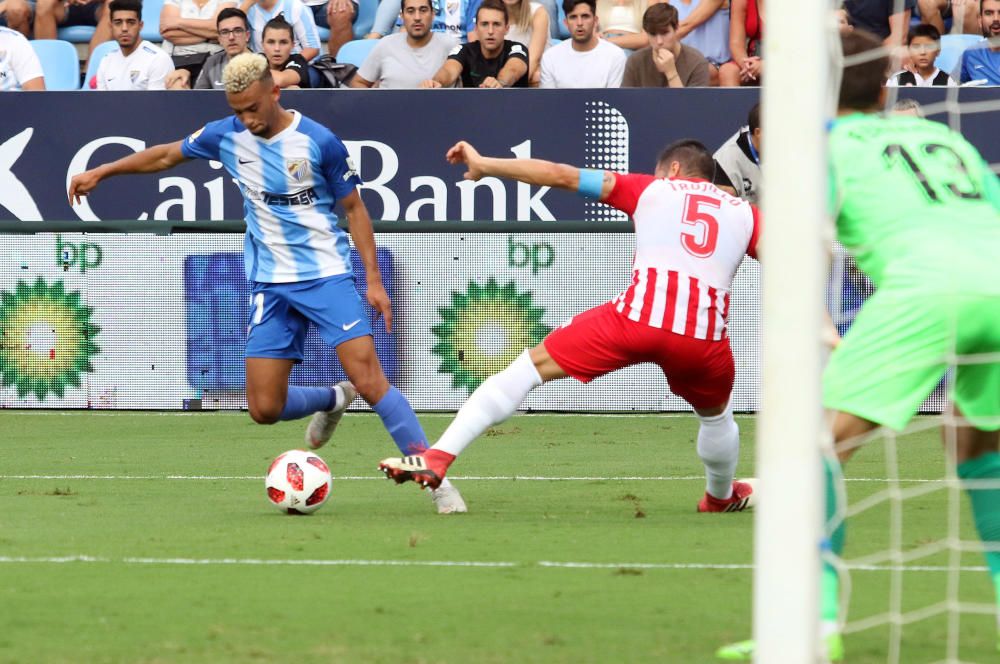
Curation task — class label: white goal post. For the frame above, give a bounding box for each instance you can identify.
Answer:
[753,0,830,661]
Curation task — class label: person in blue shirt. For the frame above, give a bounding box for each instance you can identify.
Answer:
[67,52,467,514]
[958,0,1000,85]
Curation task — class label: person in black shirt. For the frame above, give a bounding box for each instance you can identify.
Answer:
[420,0,528,88]
[261,17,312,89]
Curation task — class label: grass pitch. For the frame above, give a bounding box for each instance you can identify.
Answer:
[0,411,996,663]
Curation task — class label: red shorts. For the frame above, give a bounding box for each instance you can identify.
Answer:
[543,302,735,409]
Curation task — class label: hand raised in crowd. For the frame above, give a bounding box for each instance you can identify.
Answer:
[740,56,762,83]
[651,46,677,74]
[166,69,191,89]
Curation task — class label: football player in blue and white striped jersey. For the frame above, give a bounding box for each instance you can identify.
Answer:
[69,53,467,514]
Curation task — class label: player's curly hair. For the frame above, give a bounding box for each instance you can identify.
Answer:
[222,53,271,94]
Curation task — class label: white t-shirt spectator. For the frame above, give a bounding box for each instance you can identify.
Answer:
[0,26,44,90]
[247,0,321,55]
[539,38,625,88]
[886,68,958,87]
[357,32,457,88]
[161,0,236,56]
[96,40,175,90]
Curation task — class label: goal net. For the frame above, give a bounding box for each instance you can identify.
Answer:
[756,1,1000,662]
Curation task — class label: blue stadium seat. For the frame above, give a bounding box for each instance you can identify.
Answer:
[354,0,376,38]
[80,40,118,89]
[316,0,378,43]
[936,33,983,78]
[556,2,568,39]
[30,39,80,90]
[336,37,377,66]
[141,0,164,42]
[57,25,96,43]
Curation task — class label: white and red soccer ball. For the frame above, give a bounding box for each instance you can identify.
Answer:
[265,449,332,514]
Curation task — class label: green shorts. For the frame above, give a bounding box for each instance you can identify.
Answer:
[823,290,1000,431]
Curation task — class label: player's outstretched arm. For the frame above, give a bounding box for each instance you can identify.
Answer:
[446,140,615,200]
[68,140,189,205]
[342,190,392,333]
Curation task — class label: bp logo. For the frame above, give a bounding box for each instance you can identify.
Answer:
[432,278,550,391]
[0,278,101,399]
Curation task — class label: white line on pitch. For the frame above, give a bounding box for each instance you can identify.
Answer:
[0,556,986,573]
[0,474,952,483]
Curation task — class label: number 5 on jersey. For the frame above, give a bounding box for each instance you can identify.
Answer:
[681,194,721,258]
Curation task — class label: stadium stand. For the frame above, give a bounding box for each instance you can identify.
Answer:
[29,38,80,89]
[335,37,377,66]
[935,32,983,76]
[80,40,118,89]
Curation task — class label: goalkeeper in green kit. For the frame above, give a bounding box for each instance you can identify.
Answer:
[718,30,1000,661]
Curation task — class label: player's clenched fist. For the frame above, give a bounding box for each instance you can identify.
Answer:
[445,141,484,180]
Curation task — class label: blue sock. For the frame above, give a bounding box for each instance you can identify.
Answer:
[278,386,336,421]
[373,386,428,455]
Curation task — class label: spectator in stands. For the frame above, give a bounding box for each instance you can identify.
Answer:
[837,6,854,34]
[918,0,980,36]
[366,0,477,42]
[957,0,1000,84]
[595,0,656,52]
[260,16,311,86]
[540,0,626,87]
[195,7,251,86]
[887,24,958,86]
[673,0,730,85]
[167,5,250,87]
[712,102,760,205]
[159,0,235,79]
[718,0,762,86]
[502,0,549,85]
[421,0,528,87]
[350,0,455,88]
[95,0,174,89]
[0,25,44,89]
[243,0,320,61]
[34,0,112,62]
[319,0,353,58]
[0,0,32,37]
[622,2,709,87]
[842,0,913,54]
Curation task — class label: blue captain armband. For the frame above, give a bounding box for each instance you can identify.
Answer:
[577,168,605,200]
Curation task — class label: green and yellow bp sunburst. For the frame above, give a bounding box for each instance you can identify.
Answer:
[432,278,550,391]
[0,278,101,400]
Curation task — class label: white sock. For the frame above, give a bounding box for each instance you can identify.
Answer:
[434,350,542,457]
[696,409,740,500]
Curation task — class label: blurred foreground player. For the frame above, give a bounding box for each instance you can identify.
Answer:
[717,30,1000,661]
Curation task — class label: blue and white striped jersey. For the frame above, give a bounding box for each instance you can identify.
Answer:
[181,110,362,284]
[246,0,321,55]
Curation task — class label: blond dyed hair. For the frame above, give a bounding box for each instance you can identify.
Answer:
[222,53,270,94]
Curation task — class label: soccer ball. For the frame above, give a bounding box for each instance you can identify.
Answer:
[265,449,332,514]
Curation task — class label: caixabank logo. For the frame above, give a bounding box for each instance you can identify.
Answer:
[0,278,101,399]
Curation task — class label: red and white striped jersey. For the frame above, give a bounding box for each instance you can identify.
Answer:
[603,173,760,340]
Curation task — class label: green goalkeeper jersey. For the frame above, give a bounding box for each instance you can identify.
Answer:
[829,113,1000,293]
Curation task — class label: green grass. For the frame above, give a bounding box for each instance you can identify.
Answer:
[0,411,996,663]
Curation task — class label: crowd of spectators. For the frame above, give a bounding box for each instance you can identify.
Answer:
[1,0,999,90]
